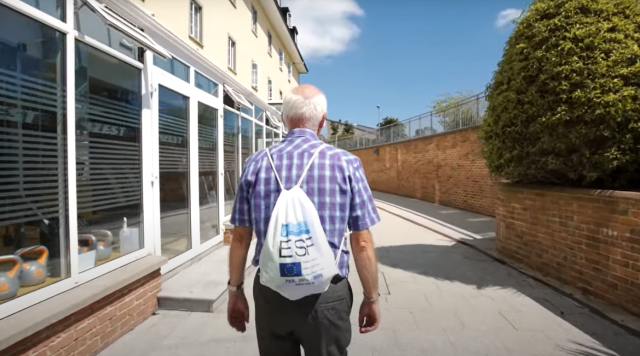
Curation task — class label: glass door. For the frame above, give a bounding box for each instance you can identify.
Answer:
[154,73,192,260]
[196,100,222,245]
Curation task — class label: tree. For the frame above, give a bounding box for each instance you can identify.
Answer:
[431,91,483,131]
[329,121,340,138]
[341,121,355,137]
[482,0,640,189]
[377,116,407,142]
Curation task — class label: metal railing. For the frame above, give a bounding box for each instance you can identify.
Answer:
[327,92,487,150]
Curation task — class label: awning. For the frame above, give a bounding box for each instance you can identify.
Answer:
[84,0,171,59]
[224,85,253,109]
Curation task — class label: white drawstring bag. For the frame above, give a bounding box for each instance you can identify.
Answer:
[259,145,347,300]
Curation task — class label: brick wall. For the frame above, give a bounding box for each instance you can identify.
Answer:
[496,183,640,317]
[351,126,496,216]
[3,270,162,356]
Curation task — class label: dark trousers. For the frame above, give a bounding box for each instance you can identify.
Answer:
[253,270,354,356]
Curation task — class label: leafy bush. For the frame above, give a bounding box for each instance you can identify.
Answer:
[482,0,640,189]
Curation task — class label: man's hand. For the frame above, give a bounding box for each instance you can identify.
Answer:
[358,299,380,334]
[227,290,250,333]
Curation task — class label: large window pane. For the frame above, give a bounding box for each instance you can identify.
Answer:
[198,103,219,244]
[223,109,239,216]
[265,128,273,148]
[0,6,69,303]
[254,106,264,122]
[75,41,144,271]
[19,0,64,20]
[159,86,190,259]
[195,71,219,97]
[254,123,264,152]
[241,117,253,167]
[154,55,189,83]
[75,0,142,60]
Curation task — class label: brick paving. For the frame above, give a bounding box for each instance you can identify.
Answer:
[100,209,640,356]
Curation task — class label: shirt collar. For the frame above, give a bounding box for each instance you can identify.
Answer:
[285,128,320,141]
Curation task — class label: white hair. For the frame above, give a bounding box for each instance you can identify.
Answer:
[282,89,327,130]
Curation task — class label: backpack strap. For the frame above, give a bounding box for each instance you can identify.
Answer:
[265,148,285,191]
[294,145,325,188]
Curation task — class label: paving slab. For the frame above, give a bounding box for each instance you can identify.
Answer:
[157,240,256,312]
[101,202,640,356]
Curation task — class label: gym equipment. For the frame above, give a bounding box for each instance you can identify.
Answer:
[0,255,22,301]
[78,234,97,254]
[14,245,49,287]
[91,230,113,261]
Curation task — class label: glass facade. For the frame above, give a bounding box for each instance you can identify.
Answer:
[0,0,286,312]
[255,123,264,152]
[223,109,239,216]
[158,86,190,259]
[154,55,190,83]
[75,41,144,271]
[0,5,69,304]
[241,117,253,167]
[198,103,219,244]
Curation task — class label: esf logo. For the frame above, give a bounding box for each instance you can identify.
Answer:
[279,236,314,258]
[280,221,310,238]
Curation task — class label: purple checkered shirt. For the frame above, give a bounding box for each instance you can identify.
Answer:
[230,128,380,277]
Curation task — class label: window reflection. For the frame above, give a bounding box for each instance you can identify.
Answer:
[195,71,219,97]
[74,0,142,60]
[265,128,273,148]
[0,5,68,303]
[19,0,65,20]
[223,109,239,216]
[254,106,264,122]
[75,41,143,271]
[254,123,264,152]
[154,55,190,83]
[241,117,253,167]
[198,103,219,244]
[159,87,190,259]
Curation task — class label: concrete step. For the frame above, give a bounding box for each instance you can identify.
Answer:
[157,240,256,313]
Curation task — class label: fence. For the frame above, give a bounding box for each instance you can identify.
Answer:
[328,92,487,150]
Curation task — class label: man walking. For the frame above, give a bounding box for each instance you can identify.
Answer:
[227,84,381,356]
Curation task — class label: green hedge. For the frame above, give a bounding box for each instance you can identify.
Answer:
[482,0,640,189]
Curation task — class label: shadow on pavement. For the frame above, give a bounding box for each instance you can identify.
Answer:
[375,242,640,356]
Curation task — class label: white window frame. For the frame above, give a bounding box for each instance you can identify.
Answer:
[278,49,284,70]
[84,0,171,59]
[251,62,259,89]
[228,36,236,72]
[287,62,292,81]
[251,4,258,35]
[267,30,272,55]
[224,84,253,109]
[0,0,169,318]
[267,78,273,100]
[189,0,202,43]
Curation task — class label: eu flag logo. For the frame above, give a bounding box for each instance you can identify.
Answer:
[279,262,303,277]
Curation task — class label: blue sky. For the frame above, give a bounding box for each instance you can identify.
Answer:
[283,0,531,130]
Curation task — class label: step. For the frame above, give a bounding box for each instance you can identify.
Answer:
[157,240,256,313]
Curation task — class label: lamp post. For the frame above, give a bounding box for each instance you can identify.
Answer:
[376,105,380,142]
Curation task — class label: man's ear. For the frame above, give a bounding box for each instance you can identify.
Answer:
[318,114,327,135]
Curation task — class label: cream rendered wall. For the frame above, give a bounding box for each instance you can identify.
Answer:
[132,0,302,104]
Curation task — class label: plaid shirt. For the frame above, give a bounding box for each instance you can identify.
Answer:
[230,128,380,277]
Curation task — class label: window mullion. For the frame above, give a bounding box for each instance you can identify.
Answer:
[66,4,79,282]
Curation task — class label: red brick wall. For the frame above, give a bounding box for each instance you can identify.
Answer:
[351,127,496,216]
[3,270,161,356]
[496,183,640,316]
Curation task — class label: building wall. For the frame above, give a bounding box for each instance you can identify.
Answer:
[496,184,640,317]
[350,127,496,217]
[134,0,301,102]
[2,271,161,356]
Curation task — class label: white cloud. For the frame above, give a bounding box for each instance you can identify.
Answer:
[495,8,523,28]
[281,0,364,61]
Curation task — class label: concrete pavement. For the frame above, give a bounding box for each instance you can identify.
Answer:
[100,200,640,356]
